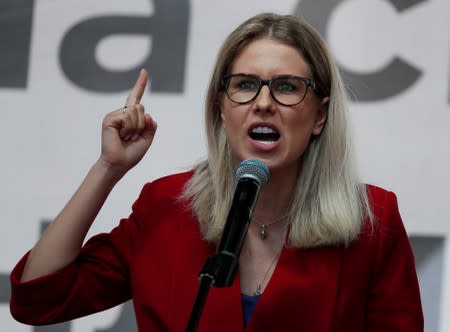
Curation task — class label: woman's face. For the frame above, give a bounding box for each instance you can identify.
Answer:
[221,38,328,178]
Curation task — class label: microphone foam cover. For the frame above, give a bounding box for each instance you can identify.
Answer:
[235,160,270,186]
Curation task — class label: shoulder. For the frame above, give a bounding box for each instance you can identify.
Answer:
[349,185,416,286]
[111,170,196,233]
[139,170,193,200]
[366,184,396,208]
[359,184,410,252]
[130,170,194,214]
[364,184,402,230]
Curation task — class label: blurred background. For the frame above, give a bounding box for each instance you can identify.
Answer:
[1,0,449,331]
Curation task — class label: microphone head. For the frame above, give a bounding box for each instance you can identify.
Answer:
[235,159,270,186]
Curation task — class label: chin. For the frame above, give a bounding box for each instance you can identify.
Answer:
[264,159,301,176]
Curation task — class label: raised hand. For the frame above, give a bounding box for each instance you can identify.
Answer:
[99,69,157,176]
[20,69,157,283]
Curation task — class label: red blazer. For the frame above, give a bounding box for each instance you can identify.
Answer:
[10,171,423,331]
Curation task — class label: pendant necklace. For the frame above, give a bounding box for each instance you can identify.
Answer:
[252,223,288,296]
[252,214,288,241]
[253,249,282,296]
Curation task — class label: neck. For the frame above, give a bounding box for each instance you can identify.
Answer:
[253,166,298,219]
[248,166,297,242]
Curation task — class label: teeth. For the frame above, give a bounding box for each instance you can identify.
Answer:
[252,126,277,134]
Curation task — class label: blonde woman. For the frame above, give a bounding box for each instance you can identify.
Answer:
[11,13,423,331]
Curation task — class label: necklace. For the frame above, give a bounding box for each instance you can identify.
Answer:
[251,223,287,296]
[253,247,283,296]
[252,214,288,240]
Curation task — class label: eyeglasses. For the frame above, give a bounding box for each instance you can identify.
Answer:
[223,73,316,106]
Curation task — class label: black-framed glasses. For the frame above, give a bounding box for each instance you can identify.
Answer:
[223,73,316,106]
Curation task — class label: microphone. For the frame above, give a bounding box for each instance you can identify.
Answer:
[186,160,269,331]
[212,159,270,287]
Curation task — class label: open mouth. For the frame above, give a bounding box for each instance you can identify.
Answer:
[249,126,280,144]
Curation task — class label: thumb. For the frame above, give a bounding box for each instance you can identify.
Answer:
[141,113,158,140]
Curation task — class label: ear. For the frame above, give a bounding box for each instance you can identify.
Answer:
[312,97,329,136]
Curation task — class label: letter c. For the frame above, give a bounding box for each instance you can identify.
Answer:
[294,0,427,102]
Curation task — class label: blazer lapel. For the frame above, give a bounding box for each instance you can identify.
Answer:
[247,246,343,331]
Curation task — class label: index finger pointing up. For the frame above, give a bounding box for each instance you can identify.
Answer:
[126,68,148,106]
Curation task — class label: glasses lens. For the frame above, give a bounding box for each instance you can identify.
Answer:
[271,77,308,105]
[226,75,260,103]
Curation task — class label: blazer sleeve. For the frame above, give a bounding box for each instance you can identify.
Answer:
[366,190,424,331]
[9,182,154,325]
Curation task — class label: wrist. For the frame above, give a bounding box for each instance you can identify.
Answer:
[91,158,127,186]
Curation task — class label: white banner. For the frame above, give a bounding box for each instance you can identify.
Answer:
[1,0,449,331]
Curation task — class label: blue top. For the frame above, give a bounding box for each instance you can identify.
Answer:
[241,293,261,327]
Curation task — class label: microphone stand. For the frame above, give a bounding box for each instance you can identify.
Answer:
[185,254,232,332]
[185,266,215,332]
[185,178,259,332]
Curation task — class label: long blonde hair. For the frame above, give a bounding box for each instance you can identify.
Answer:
[182,13,372,248]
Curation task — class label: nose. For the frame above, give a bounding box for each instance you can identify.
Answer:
[253,85,275,113]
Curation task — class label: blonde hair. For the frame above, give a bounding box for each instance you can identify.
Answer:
[182,13,372,248]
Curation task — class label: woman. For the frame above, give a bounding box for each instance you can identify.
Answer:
[10,13,423,331]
